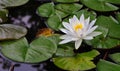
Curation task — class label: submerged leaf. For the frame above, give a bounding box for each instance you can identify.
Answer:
[0,9,8,23]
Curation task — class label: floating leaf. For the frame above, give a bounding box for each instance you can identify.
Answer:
[53,50,99,71]
[0,9,8,23]
[37,3,55,17]
[55,43,75,57]
[97,59,120,71]
[81,0,119,11]
[0,0,29,8]
[96,16,120,39]
[0,24,27,40]
[47,15,61,31]
[105,0,120,4]
[55,9,68,19]
[54,0,79,3]
[86,16,120,49]
[0,36,57,63]
[74,9,96,20]
[86,37,120,49]
[48,34,61,45]
[109,53,120,64]
[116,12,120,23]
[55,3,83,14]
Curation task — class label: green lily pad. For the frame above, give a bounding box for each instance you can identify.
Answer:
[56,43,75,57]
[109,53,120,64]
[54,0,79,3]
[80,0,119,11]
[47,15,61,31]
[0,24,27,40]
[105,0,120,4]
[0,0,29,8]
[55,3,83,14]
[86,37,120,49]
[48,34,61,45]
[53,50,100,71]
[37,3,55,17]
[96,16,120,39]
[0,9,8,23]
[86,16,120,49]
[55,9,68,19]
[0,36,57,63]
[115,12,120,24]
[74,9,96,20]
[97,59,120,71]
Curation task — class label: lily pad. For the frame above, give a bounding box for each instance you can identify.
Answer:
[56,43,75,57]
[109,53,120,64]
[53,50,100,71]
[0,24,27,40]
[55,9,68,19]
[0,0,29,8]
[115,12,120,24]
[96,16,120,39]
[80,0,119,11]
[37,3,55,17]
[74,9,96,20]
[0,36,57,63]
[55,3,83,14]
[47,15,61,31]
[97,59,120,71]
[86,37,120,49]
[54,0,79,3]
[86,16,120,49]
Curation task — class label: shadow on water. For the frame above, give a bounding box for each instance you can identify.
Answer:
[0,0,66,71]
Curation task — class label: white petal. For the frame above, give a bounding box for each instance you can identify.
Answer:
[88,31,102,37]
[86,25,98,35]
[60,35,69,39]
[82,17,90,33]
[88,19,96,30]
[79,14,85,24]
[75,39,82,49]
[69,15,80,26]
[85,17,90,27]
[73,15,80,24]
[60,28,70,34]
[83,36,93,40]
[59,39,73,44]
[62,22,73,32]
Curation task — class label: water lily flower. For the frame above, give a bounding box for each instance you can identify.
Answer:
[59,14,102,49]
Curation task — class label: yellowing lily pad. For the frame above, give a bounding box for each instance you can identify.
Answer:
[53,50,100,71]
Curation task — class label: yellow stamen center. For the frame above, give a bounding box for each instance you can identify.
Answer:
[74,23,83,32]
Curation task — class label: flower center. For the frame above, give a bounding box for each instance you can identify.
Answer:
[74,23,83,32]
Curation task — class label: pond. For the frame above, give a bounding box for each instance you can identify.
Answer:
[1,0,120,71]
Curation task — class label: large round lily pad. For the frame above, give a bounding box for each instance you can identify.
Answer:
[0,36,57,63]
